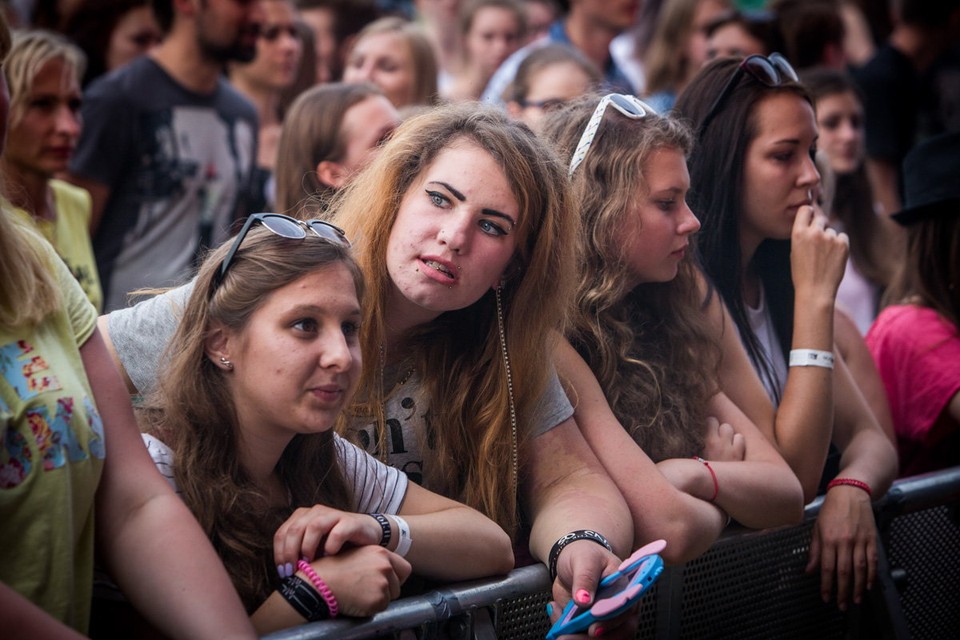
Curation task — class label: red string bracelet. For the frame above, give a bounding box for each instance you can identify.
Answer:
[692,456,719,502]
[826,477,873,498]
[297,559,339,618]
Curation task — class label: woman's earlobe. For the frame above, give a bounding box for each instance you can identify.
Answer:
[204,325,233,371]
[316,160,348,189]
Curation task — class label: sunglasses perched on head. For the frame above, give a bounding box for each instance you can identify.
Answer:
[568,93,658,176]
[211,213,350,292]
[698,52,798,137]
[546,539,666,639]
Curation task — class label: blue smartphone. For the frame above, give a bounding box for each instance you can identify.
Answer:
[545,539,666,640]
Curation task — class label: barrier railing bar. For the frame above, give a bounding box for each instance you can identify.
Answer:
[263,466,960,640]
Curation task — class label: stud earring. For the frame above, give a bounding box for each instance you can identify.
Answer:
[219,356,234,371]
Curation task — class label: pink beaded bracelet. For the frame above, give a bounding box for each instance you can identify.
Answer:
[826,477,873,498]
[297,559,339,618]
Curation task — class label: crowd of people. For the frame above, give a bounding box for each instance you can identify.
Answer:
[1,0,958,637]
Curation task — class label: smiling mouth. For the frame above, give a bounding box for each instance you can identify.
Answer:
[423,259,455,278]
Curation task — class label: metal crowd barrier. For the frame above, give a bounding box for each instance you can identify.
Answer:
[263,466,960,640]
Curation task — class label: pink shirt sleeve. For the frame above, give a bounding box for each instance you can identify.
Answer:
[867,305,960,441]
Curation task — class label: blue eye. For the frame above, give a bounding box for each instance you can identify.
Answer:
[479,219,507,236]
[427,190,449,207]
[342,321,359,336]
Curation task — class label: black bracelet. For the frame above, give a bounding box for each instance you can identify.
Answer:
[369,513,392,547]
[548,530,614,582]
[277,575,331,622]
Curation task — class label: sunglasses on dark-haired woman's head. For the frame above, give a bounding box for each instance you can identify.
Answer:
[698,52,799,138]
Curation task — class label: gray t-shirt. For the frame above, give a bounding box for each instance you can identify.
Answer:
[108,282,574,483]
[71,57,258,312]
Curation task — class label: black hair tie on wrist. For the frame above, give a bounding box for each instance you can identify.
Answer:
[277,575,331,622]
[548,529,614,582]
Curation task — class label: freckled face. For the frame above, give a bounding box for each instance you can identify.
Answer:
[385,139,520,328]
[621,147,701,286]
[224,263,362,441]
[741,93,820,249]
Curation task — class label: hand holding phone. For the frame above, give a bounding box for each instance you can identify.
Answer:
[545,539,666,640]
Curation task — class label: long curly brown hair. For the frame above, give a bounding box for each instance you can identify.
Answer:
[542,95,720,461]
[139,227,363,610]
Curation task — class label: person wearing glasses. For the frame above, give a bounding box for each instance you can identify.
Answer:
[541,94,803,562]
[504,43,602,134]
[228,0,304,211]
[130,218,513,634]
[674,54,898,612]
[99,103,636,637]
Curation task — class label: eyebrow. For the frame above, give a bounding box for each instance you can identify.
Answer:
[429,180,517,228]
[289,303,362,317]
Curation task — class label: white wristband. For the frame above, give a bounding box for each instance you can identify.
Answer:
[789,349,834,369]
[390,515,412,557]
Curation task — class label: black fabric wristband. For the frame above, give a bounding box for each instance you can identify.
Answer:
[369,513,392,547]
[548,530,614,581]
[278,575,331,622]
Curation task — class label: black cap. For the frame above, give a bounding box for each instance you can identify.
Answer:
[891,131,960,226]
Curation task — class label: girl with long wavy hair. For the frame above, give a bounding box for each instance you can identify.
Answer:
[99,103,637,635]
[135,223,512,633]
[541,94,802,560]
[674,55,898,612]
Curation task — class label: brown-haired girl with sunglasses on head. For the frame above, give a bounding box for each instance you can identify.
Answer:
[542,93,803,563]
[133,216,513,634]
[674,54,898,612]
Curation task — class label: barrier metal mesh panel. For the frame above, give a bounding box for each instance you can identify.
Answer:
[885,503,960,640]
[493,576,661,639]
[495,590,551,640]
[678,522,848,639]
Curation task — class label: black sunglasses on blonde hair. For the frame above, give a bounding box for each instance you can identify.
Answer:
[211,214,350,292]
[698,53,798,137]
